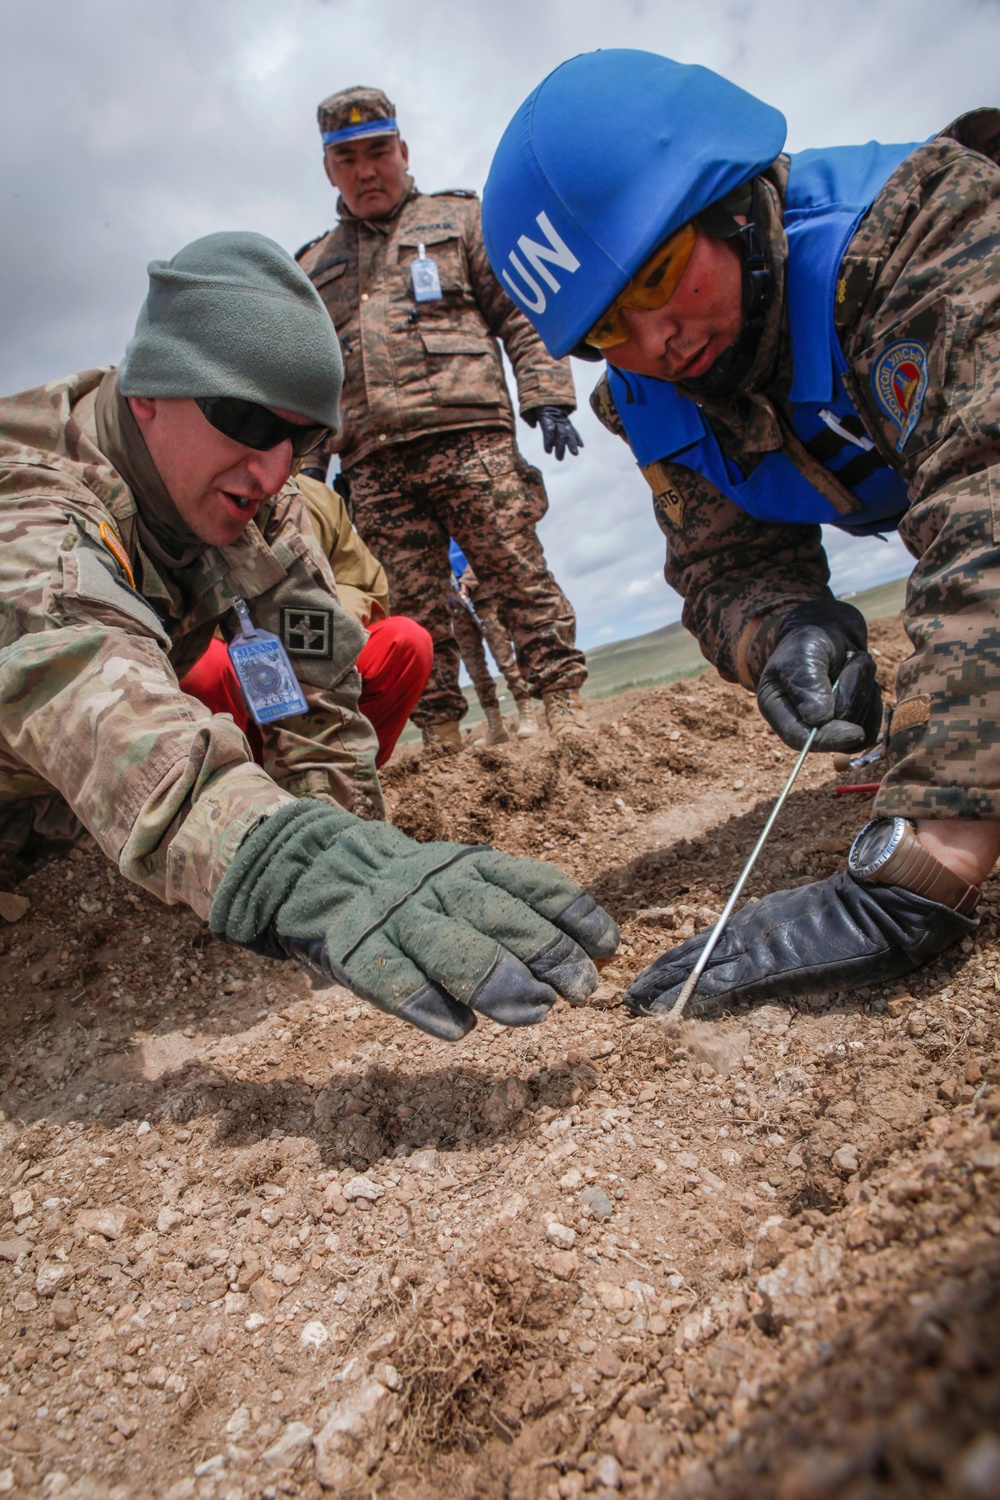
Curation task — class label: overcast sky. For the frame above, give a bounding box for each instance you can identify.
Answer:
[3,0,998,649]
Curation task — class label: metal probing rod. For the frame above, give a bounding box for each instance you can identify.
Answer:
[664,724,819,1025]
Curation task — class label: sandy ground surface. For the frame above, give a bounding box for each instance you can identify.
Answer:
[0,613,998,1500]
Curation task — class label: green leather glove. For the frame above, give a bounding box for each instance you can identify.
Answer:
[210,800,619,1040]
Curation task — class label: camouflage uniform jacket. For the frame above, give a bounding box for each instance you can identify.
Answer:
[592,111,1000,818]
[0,368,383,919]
[296,182,576,470]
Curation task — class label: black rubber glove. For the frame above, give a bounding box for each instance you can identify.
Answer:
[525,406,584,461]
[757,600,883,752]
[211,800,619,1041]
[625,871,974,1018]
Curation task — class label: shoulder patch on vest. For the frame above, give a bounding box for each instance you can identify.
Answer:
[642,462,685,528]
[888,692,931,739]
[871,340,929,452]
[430,188,477,199]
[280,605,334,659]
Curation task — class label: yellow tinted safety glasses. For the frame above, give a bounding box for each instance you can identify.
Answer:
[585,222,698,351]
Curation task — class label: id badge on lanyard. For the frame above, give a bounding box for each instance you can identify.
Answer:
[227,595,309,726]
[410,242,442,302]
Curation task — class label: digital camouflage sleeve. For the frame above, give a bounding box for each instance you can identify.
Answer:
[0,369,382,918]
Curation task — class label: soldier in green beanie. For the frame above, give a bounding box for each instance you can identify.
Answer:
[0,230,618,1042]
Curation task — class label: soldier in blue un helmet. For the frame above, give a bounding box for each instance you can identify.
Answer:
[482,50,1000,1016]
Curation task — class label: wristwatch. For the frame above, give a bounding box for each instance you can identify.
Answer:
[848,817,980,915]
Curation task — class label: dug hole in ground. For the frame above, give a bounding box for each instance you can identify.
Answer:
[0,612,997,1500]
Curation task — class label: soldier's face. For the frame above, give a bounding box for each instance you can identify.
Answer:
[324,134,410,219]
[128,397,307,547]
[602,230,745,383]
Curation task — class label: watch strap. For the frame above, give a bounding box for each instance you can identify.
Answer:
[868,824,980,916]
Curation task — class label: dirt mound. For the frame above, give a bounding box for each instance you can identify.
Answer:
[0,614,997,1499]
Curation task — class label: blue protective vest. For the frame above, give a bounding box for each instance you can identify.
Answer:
[610,140,921,535]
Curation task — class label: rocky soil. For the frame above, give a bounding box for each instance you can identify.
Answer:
[0,613,998,1500]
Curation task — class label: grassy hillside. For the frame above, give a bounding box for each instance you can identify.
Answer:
[402,574,909,735]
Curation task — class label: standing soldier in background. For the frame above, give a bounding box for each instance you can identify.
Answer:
[296,86,588,751]
[447,538,540,746]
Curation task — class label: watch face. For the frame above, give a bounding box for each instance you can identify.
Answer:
[849,817,905,879]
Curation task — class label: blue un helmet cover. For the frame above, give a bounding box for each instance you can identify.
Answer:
[482,50,787,359]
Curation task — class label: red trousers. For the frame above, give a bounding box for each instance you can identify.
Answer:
[179,616,432,769]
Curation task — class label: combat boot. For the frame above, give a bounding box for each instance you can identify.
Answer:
[542,688,588,739]
[421,720,463,754]
[515,697,540,738]
[483,705,510,746]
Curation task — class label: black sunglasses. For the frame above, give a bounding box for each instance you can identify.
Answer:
[194,397,328,458]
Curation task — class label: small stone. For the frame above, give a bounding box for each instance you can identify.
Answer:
[136,1120,152,1137]
[301,1320,329,1349]
[262,1420,313,1471]
[245,1311,267,1332]
[907,1013,928,1037]
[198,1321,223,1355]
[224,1292,247,1316]
[0,1238,34,1262]
[251,1276,282,1309]
[951,1431,1000,1499]
[113,1415,139,1439]
[260,1203,284,1227]
[313,1378,396,1489]
[546,1222,576,1250]
[322,1183,349,1215]
[144,1365,168,1389]
[13,1291,37,1313]
[342,1175,383,1203]
[0,1472,14,1495]
[593,1454,622,1490]
[481,1076,532,1127]
[831,1143,859,1176]
[51,1298,76,1330]
[34,1260,70,1298]
[580,1186,614,1221]
[409,1148,439,1172]
[595,1348,622,1380]
[364,1331,397,1362]
[75,1207,127,1240]
[550,1251,579,1281]
[10,1189,33,1221]
[193,1455,226,1478]
[596,1281,633,1312]
[225,1407,251,1438]
[636,1085,658,1103]
[0,894,29,923]
[157,1207,184,1234]
[558,1168,583,1192]
[756,1240,844,1330]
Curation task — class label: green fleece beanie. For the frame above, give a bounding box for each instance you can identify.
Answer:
[119,231,342,430]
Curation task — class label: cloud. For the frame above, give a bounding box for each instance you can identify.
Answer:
[4,0,990,652]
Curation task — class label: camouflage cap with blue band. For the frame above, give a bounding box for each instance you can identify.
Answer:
[318,85,398,147]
